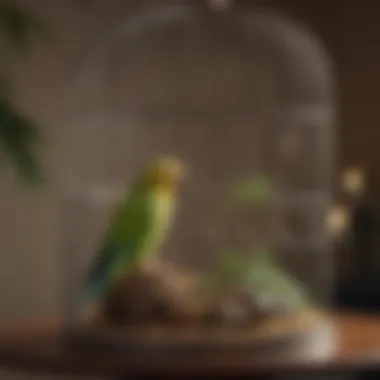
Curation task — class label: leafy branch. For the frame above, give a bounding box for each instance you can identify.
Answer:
[0,97,41,183]
[0,0,46,50]
[0,0,46,184]
[0,0,94,184]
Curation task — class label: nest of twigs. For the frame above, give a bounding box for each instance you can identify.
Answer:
[99,261,291,328]
[100,262,200,326]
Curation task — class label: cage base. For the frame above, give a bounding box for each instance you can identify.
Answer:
[65,309,336,357]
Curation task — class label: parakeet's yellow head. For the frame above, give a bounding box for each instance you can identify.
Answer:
[141,156,186,192]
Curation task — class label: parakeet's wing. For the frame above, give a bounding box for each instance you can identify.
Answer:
[82,188,156,303]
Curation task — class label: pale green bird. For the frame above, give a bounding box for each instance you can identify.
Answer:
[80,156,186,308]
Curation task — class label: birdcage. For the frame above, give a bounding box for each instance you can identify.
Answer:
[61,0,336,353]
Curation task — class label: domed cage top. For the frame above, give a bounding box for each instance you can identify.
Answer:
[61,0,335,349]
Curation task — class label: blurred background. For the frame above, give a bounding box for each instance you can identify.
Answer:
[0,0,379,379]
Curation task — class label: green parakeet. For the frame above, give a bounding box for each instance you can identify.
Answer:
[80,156,186,309]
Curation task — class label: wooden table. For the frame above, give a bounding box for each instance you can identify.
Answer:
[0,313,380,378]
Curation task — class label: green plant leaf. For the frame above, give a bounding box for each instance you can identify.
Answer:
[0,98,42,184]
[245,252,313,310]
[0,0,47,50]
[206,250,251,289]
[232,176,272,205]
[203,247,314,311]
[217,250,245,281]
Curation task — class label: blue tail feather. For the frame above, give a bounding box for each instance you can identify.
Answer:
[76,243,131,313]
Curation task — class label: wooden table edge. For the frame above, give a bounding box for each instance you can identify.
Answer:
[0,312,379,377]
